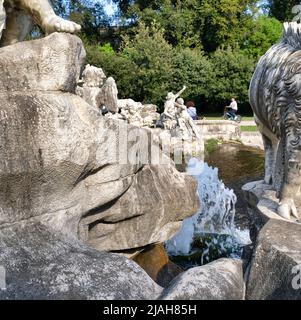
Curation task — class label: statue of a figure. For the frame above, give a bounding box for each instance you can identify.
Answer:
[249,22,301,220]
[0,0,81,47]
[162,86,186,130]
[81,64,106,88]
[117,99,160,128]
[76,65,106,109]
[176,98,200,140]
[97,77,119,113]
[76,65,119,113]
[292,5,301,23]
[119,99,144,127]
[140,104,160,127]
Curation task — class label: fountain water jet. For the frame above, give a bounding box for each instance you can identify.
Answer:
[166,158,251,263]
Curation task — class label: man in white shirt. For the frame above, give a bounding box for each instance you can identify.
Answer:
[227,98,238,120]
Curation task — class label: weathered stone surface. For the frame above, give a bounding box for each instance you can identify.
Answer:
[247,219,301,300]
[241,132,263,150]
[0,223,162,300]
[0,33,200,299]
[0,33,199,249]
[97,77,119,113]
[195,120,241,142]
[118,99,156,128]
[0,33,85,92]
[76,65,119,113]
[242,181,287,241]
[83,163,199,251]
[159,259,245,300]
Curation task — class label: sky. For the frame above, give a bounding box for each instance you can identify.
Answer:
[103,0,117,16]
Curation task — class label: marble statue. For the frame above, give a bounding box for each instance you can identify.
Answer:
[76,68,159,127]
[176,97,200,140]
[0,0,81,46]
[81,64,106,88]
[293,5,301,23]
[117,99,160,128]
[249,21,301,220]
[76,65,105,109]
[97,76,119,113]
[118,99,144,127]
[142,104,160,127]
[162,86,186,130]
[76,64,119,113]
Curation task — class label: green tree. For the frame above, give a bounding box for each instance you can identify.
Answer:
[266,0,300,22]
[86,44,140,99]
[121,22,175,105]
[170,48,214,105]
[241,15,283,58]
[198,0,258,52]
[114,0,258,52]
[208,47,256,112]
[69,0,110,43]
[50,0,110,44]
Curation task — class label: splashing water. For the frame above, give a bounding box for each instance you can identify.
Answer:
[165,158,251,262]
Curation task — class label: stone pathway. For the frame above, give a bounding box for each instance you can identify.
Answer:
[240,120,256,126]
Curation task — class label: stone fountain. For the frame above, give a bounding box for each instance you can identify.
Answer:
[243,21,301,299]
[0,0,246,300]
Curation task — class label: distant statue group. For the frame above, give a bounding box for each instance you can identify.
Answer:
[76,64,200,140]
[76,64,160,128]
[160,86,200,140]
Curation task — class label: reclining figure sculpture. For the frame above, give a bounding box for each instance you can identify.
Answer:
[250,22,301,220]
[0,0,81,46]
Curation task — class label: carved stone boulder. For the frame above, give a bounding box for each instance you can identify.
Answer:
[0,33,200,299]
[160,259,245,300]
[246,219,301,300]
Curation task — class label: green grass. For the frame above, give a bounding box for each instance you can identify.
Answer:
[205,138,221,154]
[203,114,254,121]
[241,126,258,132]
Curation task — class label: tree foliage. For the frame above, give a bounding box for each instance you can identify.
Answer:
[87,21,256,112]
[114,0,259,52]
[50,1,287,114]
[266,0,300,22]
[121,22,175,104]
[51,0,110,43]
[208,47,256,112]
[240,15,283,58]
[86,43,140,99]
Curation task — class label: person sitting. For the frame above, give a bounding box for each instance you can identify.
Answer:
[186,101,198,120]
[226,98,238,120]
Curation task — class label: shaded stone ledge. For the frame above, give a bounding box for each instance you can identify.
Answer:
[195,120,241,141]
